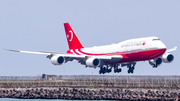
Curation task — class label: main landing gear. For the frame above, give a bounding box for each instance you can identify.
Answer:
[127,62,136,74]
[99,66,112,74]
[99,65,122,74]
[99,62,136,74]
[114,65,122,73]
[153,64,158,68]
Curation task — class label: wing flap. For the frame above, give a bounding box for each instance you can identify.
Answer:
[90,55,123,59]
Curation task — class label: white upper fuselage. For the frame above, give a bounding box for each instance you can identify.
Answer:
[69,37,166,55]
[66,37,167,64]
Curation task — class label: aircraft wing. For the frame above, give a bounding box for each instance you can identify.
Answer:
[5,49,123,60]
[166,46,177,53]
[5,49,51,55]
[5,49,86,58]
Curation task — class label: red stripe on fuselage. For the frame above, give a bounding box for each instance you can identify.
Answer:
[85,48,165,62]
[73,49,81,55]
[68,48,166,64]
[120,48,166,63]
[78,49,99,55]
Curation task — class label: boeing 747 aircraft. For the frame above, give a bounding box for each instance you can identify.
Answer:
[6,23,177,74]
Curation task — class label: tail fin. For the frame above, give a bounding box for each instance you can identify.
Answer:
[64,23,84,49]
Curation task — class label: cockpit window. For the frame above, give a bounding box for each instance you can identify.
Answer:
[152,39,160,41]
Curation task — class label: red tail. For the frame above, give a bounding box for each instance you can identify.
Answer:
[64,23,84,49]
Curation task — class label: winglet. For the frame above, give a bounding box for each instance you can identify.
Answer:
[166,46,177,53]
[4,48,20,52]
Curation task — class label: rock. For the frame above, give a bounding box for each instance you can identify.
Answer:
[0,87,180,100]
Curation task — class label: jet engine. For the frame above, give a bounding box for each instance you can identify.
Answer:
[86,58,101,67]
[149,57,162,67]
[51,56,65,65]
[162,53,174,63]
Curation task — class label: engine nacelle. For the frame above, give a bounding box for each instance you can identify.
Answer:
[51,56,65,65]
[149,58,162,66]
[86,58,101,67]
[162,53,174,63]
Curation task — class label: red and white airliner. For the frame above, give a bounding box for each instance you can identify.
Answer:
[6,23,177,74]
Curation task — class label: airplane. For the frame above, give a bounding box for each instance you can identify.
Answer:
[5,23,177,74]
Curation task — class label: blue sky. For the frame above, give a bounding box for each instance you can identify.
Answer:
[1,0,179,76]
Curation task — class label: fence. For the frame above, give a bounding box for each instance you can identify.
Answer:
[0,75,180,89]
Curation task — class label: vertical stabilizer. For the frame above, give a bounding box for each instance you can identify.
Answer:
[64,23,84,49]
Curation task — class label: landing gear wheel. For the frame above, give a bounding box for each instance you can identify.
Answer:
[103,67,106,73]
[99,70,101,74]
[131,69,134,73]
[114,69,116,73]
[102,70,105,74]
[118,68,122,72]
[132,67,134,70]
[108,69,111,73]
[128,70,131,74]
[127,62,136,74]
[153,64,157,68]
[131,67,134,73]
